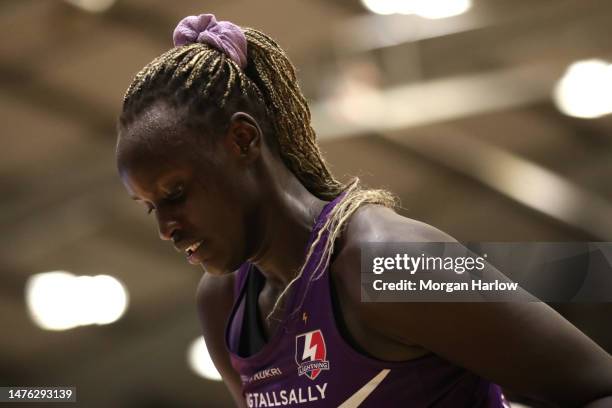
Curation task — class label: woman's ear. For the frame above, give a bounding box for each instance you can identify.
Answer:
[224,112,262,163]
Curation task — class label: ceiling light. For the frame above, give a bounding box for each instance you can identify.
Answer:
[553,59,612,119]
[360,0,471,18]
[412,0,472,19]
[360,0,398,15]
[26,271,128,331]
[64,0,117,13]
[187,337,222,381]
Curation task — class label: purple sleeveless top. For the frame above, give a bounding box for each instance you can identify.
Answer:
[225,194,510,407]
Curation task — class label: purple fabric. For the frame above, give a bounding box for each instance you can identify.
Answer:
[225,194,509,407]
[173,14,247,69]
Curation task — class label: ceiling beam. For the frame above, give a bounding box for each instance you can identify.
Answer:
[380,127,612,240]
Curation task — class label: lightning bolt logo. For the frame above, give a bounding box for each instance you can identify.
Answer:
[302,333,319,361]
[295,329,330,380]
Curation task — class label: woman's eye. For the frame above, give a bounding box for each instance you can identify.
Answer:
[136,186,184,215]
[165,186,184,202]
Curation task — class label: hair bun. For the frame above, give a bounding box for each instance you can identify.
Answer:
[172,14,247,69]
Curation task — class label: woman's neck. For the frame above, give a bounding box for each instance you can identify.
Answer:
[248,160,328,291]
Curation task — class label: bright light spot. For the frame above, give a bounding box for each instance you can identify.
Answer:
[361,0,399,15]
[554,59,612,119]
[26,272,77,331]
[73,275,128,325]
[26,271,129,331]
[394,0,419,15]
[360,0,471,18]
[64,0,116,13]
[188,337,222,381]
[413,0,472,19]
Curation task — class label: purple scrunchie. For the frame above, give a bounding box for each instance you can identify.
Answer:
[172,14,247,69]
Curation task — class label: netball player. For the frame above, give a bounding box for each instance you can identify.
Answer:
[115,14,612,407]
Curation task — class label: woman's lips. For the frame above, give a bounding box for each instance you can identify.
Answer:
[185,240,203,255]
[186,240,206,264]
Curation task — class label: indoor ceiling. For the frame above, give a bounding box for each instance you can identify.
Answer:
[2,1,612,407]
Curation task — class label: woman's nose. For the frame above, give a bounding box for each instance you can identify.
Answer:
[156,212,181,242]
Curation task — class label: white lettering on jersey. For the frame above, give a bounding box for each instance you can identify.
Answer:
[244,383,328,407]
[241,367,283,384]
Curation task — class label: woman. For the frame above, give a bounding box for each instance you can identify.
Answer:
[115,14,612,407]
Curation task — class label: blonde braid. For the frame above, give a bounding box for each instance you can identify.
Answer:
[266,179,398,322]
[243,29,344,200]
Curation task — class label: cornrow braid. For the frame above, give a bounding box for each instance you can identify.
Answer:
[242,29,343,200]
[121,42,260,127]
[118,23,398,322]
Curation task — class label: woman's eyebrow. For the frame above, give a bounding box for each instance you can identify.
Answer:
[128,184,179,200]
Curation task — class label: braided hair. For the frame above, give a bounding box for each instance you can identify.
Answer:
[118,18,396,321]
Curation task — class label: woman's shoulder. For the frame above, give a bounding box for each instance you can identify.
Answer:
[329,204,455,312]
[336,203,456,252]
[195,270,237,333]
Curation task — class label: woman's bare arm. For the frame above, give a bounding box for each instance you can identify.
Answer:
[334,206,612,407]
[196,273,246,408]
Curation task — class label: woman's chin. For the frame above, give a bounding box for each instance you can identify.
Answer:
[198,251,246,276]
[198,260,231,276]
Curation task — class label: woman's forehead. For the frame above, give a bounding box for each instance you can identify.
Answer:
[117,142,199,201]
[116,129,218,182]
[116,121,219,199]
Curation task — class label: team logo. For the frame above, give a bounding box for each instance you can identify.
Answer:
[295,329,330,380]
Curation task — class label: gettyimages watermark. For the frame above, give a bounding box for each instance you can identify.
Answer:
[361,242,612,302]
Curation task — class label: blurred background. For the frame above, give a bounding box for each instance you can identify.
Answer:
[2,0,612,407]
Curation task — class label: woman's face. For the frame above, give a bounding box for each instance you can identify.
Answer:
[116,102,261,275]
